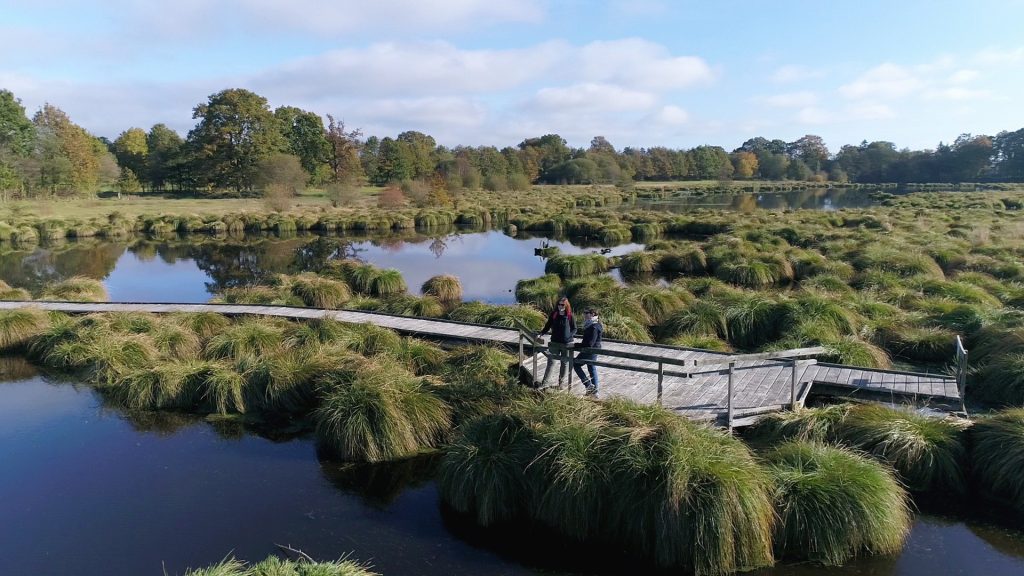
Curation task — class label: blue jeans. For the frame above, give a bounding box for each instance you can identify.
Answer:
[573,351,599,390]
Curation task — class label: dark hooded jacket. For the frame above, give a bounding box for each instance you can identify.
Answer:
[540,310,576,344]
[580,317,603,349]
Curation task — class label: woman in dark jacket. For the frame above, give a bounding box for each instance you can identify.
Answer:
[537,296,576,387]
[574,307,603,396]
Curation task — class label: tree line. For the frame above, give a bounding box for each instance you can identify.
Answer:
[1,87,1023,200]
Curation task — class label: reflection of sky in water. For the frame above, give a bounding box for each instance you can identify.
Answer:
[26,231,644,304]
[355,231,642,304]
[105,252,214,303]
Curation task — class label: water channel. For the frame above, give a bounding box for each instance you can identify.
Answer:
[2,368,1022,576]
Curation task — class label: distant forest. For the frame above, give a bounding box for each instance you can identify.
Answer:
[1,87,1023,199]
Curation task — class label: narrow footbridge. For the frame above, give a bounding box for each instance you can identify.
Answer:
[0,301,965,428]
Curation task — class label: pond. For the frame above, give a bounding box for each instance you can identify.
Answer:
[629,187,887,212]
[0,231,643,305]
[3,369,1023,576]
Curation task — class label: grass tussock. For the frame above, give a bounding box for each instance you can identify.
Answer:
[0,308,49,351]
[315,360,452,462]
[40,276,108,302]
[440,394,776,574]
[971,408,1024,512]
[766,441,911,566]
[183,554,378,576]
[421,274,463,305]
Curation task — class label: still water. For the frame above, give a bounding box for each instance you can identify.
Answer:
[630,187,885,212]
[0,231,642,305]
[3,369,1023,576]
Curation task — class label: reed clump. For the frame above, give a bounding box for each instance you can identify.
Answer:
[183,554,378,576]
[971,408,1024,512]
[440,394,776,574]
[766,441,911,566]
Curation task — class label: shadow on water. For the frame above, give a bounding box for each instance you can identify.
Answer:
[2,377,1024,575]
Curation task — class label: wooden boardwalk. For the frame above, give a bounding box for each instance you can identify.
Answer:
[0,301,962,427]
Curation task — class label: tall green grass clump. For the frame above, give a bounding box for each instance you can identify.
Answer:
[183,555,378,576]
[369,268,407,297]
[0,308,49,351]
[514,274,562,314]
[440,395,776,574]
[40,276,108,302]
[544,254,609,279]
[205,318,286,361]
[421,274,463,306]
[836,404,970,493]
[289,273,352,308]
[748,404,853,443]
[766,441,911,566]
[972,352,1024,406]
[315,360,452,462]
[971,408,1024,512]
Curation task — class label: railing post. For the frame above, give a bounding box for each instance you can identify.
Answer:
[657,361,664,404]
[790,359,798,410]
[727,361,735,431]
[518,332,524,367]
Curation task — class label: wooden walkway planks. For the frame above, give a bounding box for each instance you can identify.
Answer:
[0,300,962,427]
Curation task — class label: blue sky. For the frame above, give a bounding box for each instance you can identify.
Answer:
[2,0,1023,153]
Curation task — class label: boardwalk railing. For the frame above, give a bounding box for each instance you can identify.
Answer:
[955,335,969,414]
[513,318,825,428]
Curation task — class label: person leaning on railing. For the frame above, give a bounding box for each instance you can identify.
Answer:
[536,296,576,387]
[574,307,603,396]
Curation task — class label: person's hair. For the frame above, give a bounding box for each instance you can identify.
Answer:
[584,307,597,315]
[555,296,572,317]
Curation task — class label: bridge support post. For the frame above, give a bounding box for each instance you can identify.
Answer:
[518,333,524,368]
[790,359,798,410]
[727,361,735,431]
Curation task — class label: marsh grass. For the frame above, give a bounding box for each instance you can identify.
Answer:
[289,273,352,308]
[971,408,1024,512]
[836,404,970,494]
[440,394,776,574]
[421,274,463,305]
[748,404,853,444]
[766,441,911,566]
[0,308,49,351]
[972,352,1024,405]
[183,555,378,576]
[206,318,287,361]
[514,274,562,314]
[40,276,108,302]
[315,360,452,462]
[545,254,609,279]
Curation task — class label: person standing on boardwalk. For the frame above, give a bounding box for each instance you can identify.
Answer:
[537,296,576,387]
[574,307,603,396]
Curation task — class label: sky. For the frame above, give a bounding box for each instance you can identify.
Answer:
[2,0,1023,152]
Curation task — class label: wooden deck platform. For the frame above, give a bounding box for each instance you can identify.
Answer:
[0,301,962,427]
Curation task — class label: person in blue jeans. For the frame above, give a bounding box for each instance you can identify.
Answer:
[574,307,603,396]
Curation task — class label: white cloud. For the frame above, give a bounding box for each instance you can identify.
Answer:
[770,65,825,84]
[947,69,980,84]
[974,46,1024,65]
[577,39,714,90]
[924,87,992,101]
[530,83,657,113]
[758,91,818,108]
[251,41,566,99]
[796,107,830,124]
[845,103,896,120]
[651,105,689,125]
[839,63,922,100]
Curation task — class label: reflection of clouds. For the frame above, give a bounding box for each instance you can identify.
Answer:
[105,253,213,303]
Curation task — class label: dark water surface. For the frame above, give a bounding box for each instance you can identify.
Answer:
[0,231,642,305]
[3,375,1023,576]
